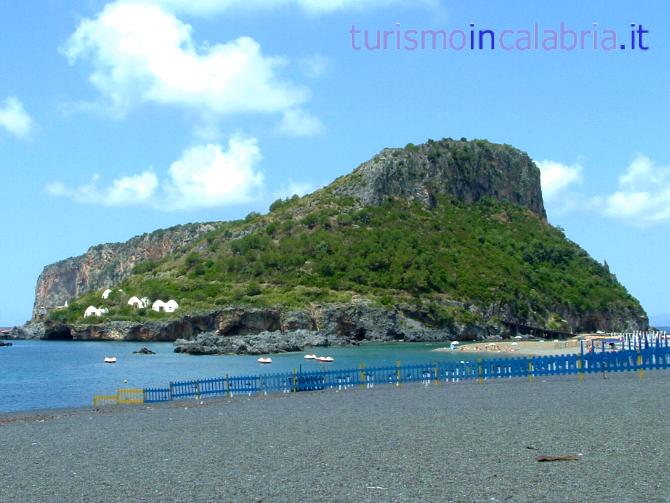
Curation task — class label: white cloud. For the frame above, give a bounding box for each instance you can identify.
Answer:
[62,2,309,118]
[46,135,264,210]
[164,137,264,209]
[46,171,159,206]
[535,159,583,202]
[277,108,324,136]
[299,54,330,79]
[140,0,436,15]
[0,97,35,139]
[603,155,670,225]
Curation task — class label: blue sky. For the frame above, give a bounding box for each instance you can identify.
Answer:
[1,0,669,325]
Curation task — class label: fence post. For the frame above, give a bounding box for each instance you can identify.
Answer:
[360,362,366,389]
[478,358,483,384]
[396,360,401,387]
[577,357,583,382]
[434,362,440,385]
[225,374,231,398]
[577,340,583,382]
[638,353,644,380]
[528,357,534,383]
[292,369,298,392]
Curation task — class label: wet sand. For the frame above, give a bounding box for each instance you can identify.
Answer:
[1,371,669,502]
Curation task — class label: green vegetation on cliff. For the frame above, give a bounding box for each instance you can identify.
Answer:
[52,198,643,330]
[49,138,646,332]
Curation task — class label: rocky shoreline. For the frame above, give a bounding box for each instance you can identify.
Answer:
[9,299,646,355]
[11,302,499,355]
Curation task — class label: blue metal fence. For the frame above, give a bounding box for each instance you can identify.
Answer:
[103,342,670,406]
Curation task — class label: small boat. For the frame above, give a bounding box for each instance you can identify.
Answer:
[304,354,317,359]
[257,357,273,364]
[103,356,117,364]
[315,356,334,363]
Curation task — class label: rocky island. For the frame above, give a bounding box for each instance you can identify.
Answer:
[13,138,648,353]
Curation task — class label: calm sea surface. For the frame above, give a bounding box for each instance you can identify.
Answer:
[4,328,667,414]
[0,340,483,413]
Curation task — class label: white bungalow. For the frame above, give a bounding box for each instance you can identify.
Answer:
[102,289,112,299]
[152,300,166,312]
[128,296,143,309]
[164,299,179,313]
[84,306,101,318]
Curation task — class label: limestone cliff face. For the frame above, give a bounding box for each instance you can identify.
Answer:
[32,223,217,318]
[332,139,546,218]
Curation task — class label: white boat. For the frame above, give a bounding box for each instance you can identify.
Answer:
[103,356,117,364]
[304,354,317,359]
[315,356,334,363]
[257,357,272,364]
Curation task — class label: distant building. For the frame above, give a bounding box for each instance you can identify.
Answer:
[152,299,179,313]
[128,296,143,309]
[102,289,112,299]
[84,306,102,318]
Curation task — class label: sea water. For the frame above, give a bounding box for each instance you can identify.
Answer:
[0,340,481,413]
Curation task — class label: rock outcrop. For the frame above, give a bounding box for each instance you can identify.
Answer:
[32,223,217,318]
[332,139,546,218]
[11,298,647,354]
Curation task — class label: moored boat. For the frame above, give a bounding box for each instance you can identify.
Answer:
[103,356,117,364]
[304,354,317,359]
[257,357,272,364]
[315,356,334,363]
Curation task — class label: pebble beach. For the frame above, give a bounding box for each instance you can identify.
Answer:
[1,371,669,502]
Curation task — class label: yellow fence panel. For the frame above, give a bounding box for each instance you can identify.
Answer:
[117,388,144,405]
[93,395,119,407]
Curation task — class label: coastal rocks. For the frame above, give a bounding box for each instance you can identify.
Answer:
[0,341,12,347]
[9,321,47,340]
[11,299,647,355]
[216,309,282,335]
[172,302,496,355]
[133,347,156,355]
[174,330,327,355]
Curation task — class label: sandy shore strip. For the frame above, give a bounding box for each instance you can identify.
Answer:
[433,339,583,356]
[1,371,670,502]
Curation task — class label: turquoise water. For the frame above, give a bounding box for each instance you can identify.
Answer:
[0,340,479,413]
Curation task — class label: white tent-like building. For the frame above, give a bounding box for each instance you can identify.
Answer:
[102,289,112,299]
[152,299,179,313]
[128,296,150,309]
[84,306,102,318]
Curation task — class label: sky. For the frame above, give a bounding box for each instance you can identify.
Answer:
[1,0,669,325]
